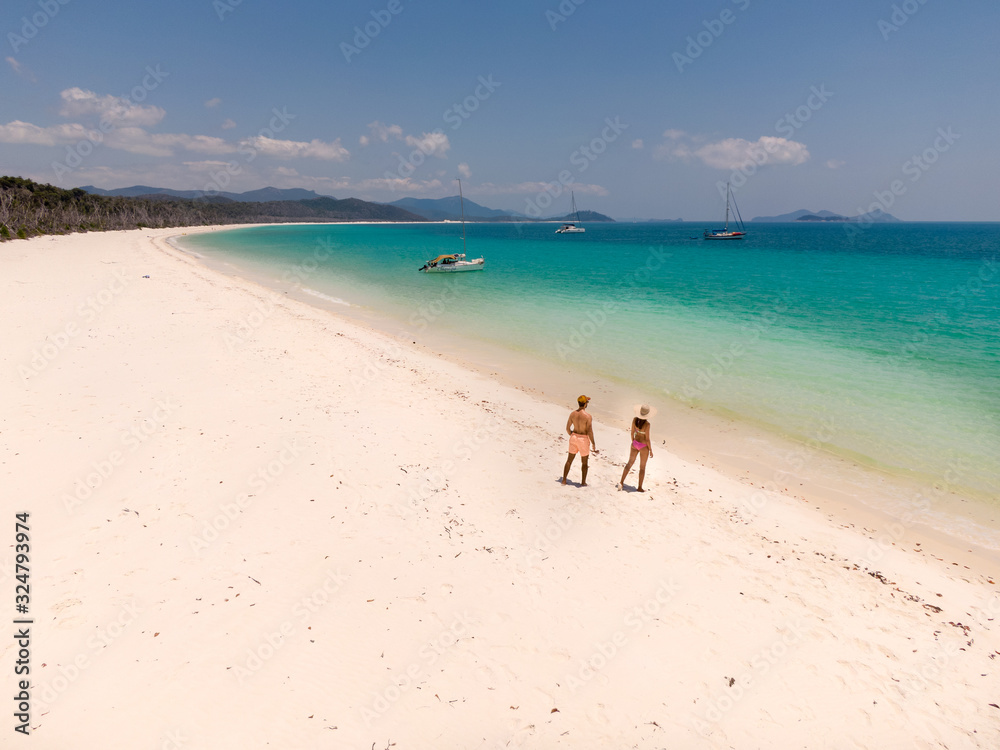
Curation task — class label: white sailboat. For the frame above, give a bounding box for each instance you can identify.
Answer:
[555,192,586,233]
[419,179,485,272]
[703,182,746,240]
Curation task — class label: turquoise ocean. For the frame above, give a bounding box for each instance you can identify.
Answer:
[181,221,999,520]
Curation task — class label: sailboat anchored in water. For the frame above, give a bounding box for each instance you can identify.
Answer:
[555,192,586,233]
[703,182,746,240]
[419,179,485,272]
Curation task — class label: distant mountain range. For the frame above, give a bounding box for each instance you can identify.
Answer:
[386,195,614,223]
[76,184,423,222]
[751,208,901,223]
[387,195,518,221]
[79,185,331,203]
[77,186,614,223]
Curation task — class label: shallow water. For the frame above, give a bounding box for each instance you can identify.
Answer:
[182,221,1000,506]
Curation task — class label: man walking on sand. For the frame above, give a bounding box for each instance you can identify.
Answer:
[562,395,598,486]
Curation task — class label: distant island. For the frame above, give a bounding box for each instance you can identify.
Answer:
[387,195,614,223]
[550,209,615,223]
[752,208,900,223]
[387,195,516,221]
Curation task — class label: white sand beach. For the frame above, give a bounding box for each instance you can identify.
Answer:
[3,227,1000,749]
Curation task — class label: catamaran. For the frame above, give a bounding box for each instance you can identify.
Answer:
[419,179,485,272]
[703,182,746,240]
[555,192,586,233]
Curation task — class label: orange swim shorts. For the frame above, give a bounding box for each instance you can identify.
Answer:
[568,433,591,457]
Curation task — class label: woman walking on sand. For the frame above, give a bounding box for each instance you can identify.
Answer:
[617,404,655,492]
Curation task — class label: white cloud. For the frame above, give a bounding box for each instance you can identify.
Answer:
[101,128,237,157]
[181,160,235,172]
[0,120,98,146]
[358,177,444,193]
[404,131,450,158]
[2,106,350,163]
[826,159,845,169]
[0,124,237,158]
[5,56,35,81]
[58,87,165,127]
[656,133,810,170]
[161,133,237,154]
[662,129,686,140]
[365,120,404,142]
[221,118,236,130]
[695,136,809,169]
[362,121,449,157]
[240,135,350,161]
[632,139,644,149]
[204,98,222,108]
[457,162,471,179]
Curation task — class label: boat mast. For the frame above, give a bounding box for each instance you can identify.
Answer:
[724,182,731,231]
[458,178,466,255]
[572,191,580,222]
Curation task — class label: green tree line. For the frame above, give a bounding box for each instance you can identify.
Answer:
[0,176,423,240]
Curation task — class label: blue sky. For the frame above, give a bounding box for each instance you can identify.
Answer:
[2,0,997,220]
